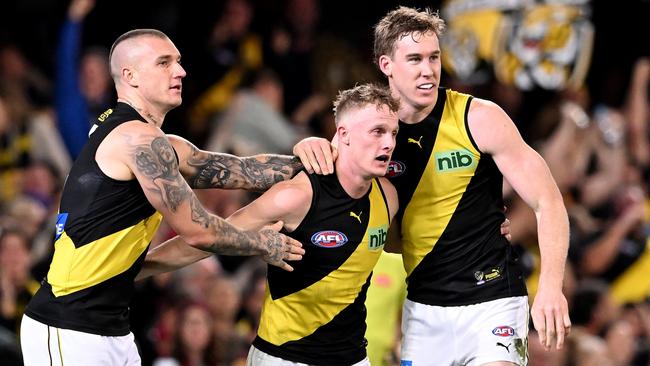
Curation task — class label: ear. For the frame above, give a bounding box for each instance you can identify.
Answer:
[337,125,350,146]
[378,55,392,77]
[122,67,138,87]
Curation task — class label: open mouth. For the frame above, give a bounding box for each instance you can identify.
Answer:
[376,155,390,162]
[417,83,434,90]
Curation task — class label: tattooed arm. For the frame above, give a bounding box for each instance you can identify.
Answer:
[136,221,289,280]
[101,122,303,271]
[169,134,303,191]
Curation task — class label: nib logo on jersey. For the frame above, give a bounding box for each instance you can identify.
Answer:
[368,225,389,251]
[311,230,349,248]
[435,149,475,172]
[386,160,406,178]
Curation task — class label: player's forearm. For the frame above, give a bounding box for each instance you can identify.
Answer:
[186,153,302,191]
[136,236,211,281]
[236,154,303,191]
[535,198,570,291]
[184,211,267,256]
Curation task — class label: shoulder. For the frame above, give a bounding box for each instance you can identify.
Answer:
[468,97,505,120]
[377,177,399,220]
[98,119,166,158]
[467,97,521,154]
[261,171,313,212]
[96,120,169,180]
[166,134,195,160]
[238,171,313,230]
[109,119,166,145]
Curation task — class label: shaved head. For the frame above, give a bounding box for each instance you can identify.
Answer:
[109,29,169,81]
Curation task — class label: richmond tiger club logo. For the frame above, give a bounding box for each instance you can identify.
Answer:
[386,160,406,178]
[310,230,349,248]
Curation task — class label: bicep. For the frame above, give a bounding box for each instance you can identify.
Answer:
[227,177,311,231]
[470,100,559,210]
[126,132,210,235]
[227,198,278,231]
[495,144,558,211]
[169,134,241,189]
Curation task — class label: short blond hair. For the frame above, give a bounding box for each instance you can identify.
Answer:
[333,83,399,124]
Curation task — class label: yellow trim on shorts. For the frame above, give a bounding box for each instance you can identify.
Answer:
[57,328,64,366]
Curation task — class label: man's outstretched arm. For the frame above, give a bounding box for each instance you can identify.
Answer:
[170,135,302,191]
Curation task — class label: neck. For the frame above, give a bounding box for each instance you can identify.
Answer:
[392,85,438,124]
[400,102,436,124]
[335,157,372,199]
[117,96,165,127]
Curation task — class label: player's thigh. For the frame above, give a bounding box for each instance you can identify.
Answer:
[60,329,141,366]
[399,299,455,366]
[467,296,529,366]
[247,345,370,366]
[21,315,141,366]
[20,314,54,366]
[247,346,304,366]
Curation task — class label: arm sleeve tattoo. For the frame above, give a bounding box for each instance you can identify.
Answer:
[135,136,191,211]
[185,147,303,191]
[133,136,273,256]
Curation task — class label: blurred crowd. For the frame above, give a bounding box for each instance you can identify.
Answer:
[0,0,648,365]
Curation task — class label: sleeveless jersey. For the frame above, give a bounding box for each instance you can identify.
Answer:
[25,103,163,336]
[386,88,527,306]
[253,172,391,365]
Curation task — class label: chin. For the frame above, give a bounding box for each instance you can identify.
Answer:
[370,167,389,178]
[168,98,183,109]
[417,94,437,105]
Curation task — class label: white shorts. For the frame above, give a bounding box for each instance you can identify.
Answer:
[400,296,529,366]
[246,345,371,366]
[20,314,141,366]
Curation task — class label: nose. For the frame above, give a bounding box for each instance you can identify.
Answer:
[384,134,396,152]
[420,62,433,77]
[174,63,187,78]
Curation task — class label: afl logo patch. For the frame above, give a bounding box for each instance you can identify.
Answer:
[492,325,515,337]
[310,230,348,248]
[386,160,406,178]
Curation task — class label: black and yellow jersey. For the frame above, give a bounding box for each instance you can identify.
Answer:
[25,103,163,336]
[386,88,527,306]
[253,172,391,365]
